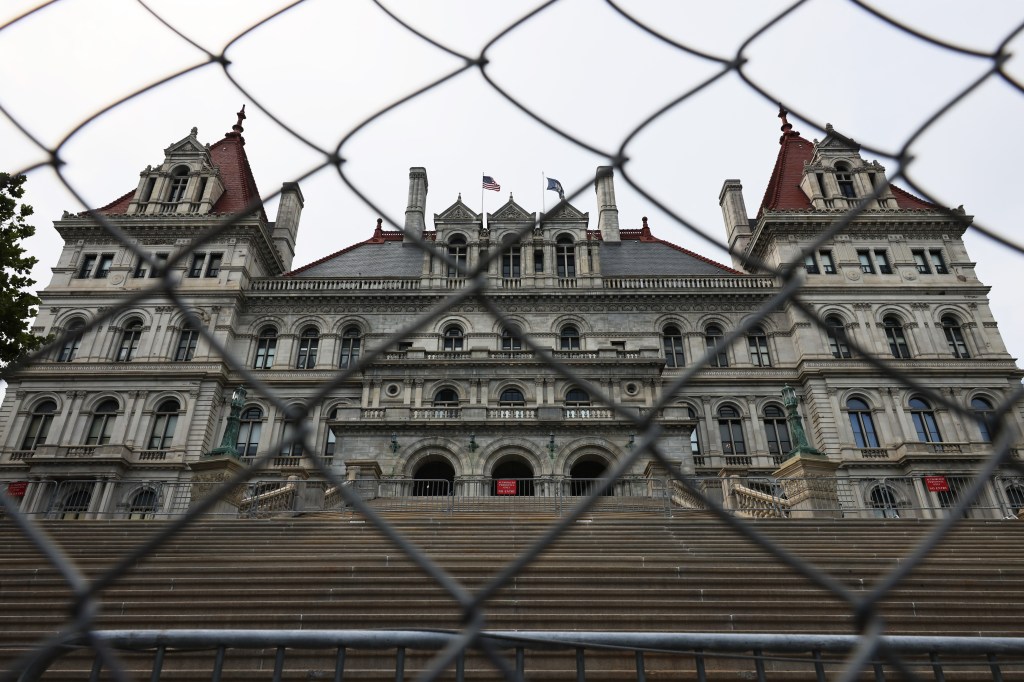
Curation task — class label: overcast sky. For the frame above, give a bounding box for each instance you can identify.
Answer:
[2,1,1023,366]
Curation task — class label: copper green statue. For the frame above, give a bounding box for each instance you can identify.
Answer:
[781,384,824,458]
[206,386,247,458]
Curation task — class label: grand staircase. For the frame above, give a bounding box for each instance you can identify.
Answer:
[2,511,1023,679]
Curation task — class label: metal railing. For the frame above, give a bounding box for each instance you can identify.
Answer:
[23,630,1024,682]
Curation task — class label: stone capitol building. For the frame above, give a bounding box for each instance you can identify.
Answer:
[2,110,1022,520]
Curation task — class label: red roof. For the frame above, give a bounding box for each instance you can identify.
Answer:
[757,125,938,217]
[92,127,265,220]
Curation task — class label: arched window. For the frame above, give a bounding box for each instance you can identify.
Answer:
[295,326,319,369]
[324,408,338,461]
[175,323,198,361]
[970,397,995,443]
[847,397,879,448]
[663,325,684,368]
[501,325,522,351]
[20,400,57,451]
[825,316,852,358]
[501,239,521,279]
[565,388,590,406]
[117,318,143,362]
[167,165,189,203]
[717,405,745,455]
[942,316,970,358]
[279,406,306,457]
[433,389,459,406]
[253,326,277,369]
[556,236,576,278]
[883,316,910,358]
[128,489,158,520]
[339,326,361,368]
[835,162,856,198]
[705,325,728,367]
[559,325,580,351]
[443,325,464,352]
[763,405,791,459]
[59,489,91,520]
[499,388,526,405]
[148,399,179,450]
[85,399,118,446]
[1006,485,1024,515]
[236,406,263,457]
[447,235,467,278]
[57,318,84,362]
[909,397,942,443]
[747,327,771,367]
[870,485,901,519]
[687,407,702,464]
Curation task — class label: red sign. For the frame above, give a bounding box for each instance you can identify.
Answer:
[6,481,28,497]
[496,480,517,496]
[925,476,950,493]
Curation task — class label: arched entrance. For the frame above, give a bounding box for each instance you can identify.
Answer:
[413,458,455,496]
[491,457,534,496]
[570,457,612,496]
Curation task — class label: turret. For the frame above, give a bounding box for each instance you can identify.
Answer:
[272,182,304,272]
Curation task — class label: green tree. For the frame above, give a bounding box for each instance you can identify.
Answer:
[0,173,44,365]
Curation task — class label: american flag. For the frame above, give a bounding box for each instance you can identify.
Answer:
[482,175,500,191]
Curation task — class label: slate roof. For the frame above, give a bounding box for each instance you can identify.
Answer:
[289,219,738,278]
[758,118,937,217]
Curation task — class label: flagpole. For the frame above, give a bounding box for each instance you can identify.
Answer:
[541,172,546,217]
[481,171,485,231]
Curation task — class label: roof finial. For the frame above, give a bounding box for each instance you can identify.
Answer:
[778,104,799,144]
[233,105,246,134]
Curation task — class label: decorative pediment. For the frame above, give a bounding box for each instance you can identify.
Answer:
[813,124,861,156]
[541,201,588,224]
[162,128,214,168]
[434,196,481,224]
[487,196,532,223]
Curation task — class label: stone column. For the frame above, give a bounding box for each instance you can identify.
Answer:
[772,455,841,519]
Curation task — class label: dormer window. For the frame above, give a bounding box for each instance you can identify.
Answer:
[835,162,856,198]
[168,165,189,203]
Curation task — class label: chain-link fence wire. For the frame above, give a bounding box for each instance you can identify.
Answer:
[2,1,1024,680]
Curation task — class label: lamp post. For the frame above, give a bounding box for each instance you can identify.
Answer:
[781,384,823,458]
[206,386,247,458]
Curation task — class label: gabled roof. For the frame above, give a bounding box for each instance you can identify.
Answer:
[91,110,266,221]
[757,112,937,217]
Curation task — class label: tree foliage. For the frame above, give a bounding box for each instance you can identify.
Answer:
[0,173,44,365]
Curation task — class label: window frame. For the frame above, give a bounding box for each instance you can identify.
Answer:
[236,406,263,457]
[559,325,580,351]
[447,236,467,278]
[147,399,180,450]
[556,236,576,278]
[704,324,728,368]
[941,316,970,359]
[20,400,57,451]
[116,318,143,362]
[909,397,943,443]
[662,325,684,368]
[78,254,97,279]
[819,250,836,274]
[443,325,465,352]
[747,327,771,367]
[847,397,879,448]
[717,404,746,455]
[57,318,85,362]
[825,316,852,359]
[295,326,320,369]
[762,405,791,458]
[883,316,911,359]
[339,326,362,368]
[253,326,278,369]
[85,399,119,446]
[174,324,199,362]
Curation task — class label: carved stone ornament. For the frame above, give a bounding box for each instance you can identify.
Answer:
[846,270,861,281]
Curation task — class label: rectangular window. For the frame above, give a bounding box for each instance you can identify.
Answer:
[188,252,206,278]
[534,249,544,273]
[95,253,114,278]
[858,251,874,274]
[78,254,97,279]
[874,251,892,274]
[803,254,819,274]
[913,250,930,274]
[819,250,836,274]
[205,253,222,277]
[152,252,168,278]
[930,250,947,274]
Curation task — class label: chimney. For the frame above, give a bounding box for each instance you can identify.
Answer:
[595,166,620,242]
[719,179,751,268]
[404,167,428,241]
[273,181,304,271]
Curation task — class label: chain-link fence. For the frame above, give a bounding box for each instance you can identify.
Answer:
[2,1,1024,680]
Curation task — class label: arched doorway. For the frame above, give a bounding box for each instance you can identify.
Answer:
[413,458,455,496]
[570,457,612,496]
[491,457,534,496]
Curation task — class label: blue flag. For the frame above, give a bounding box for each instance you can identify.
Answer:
[546,177,564,200]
